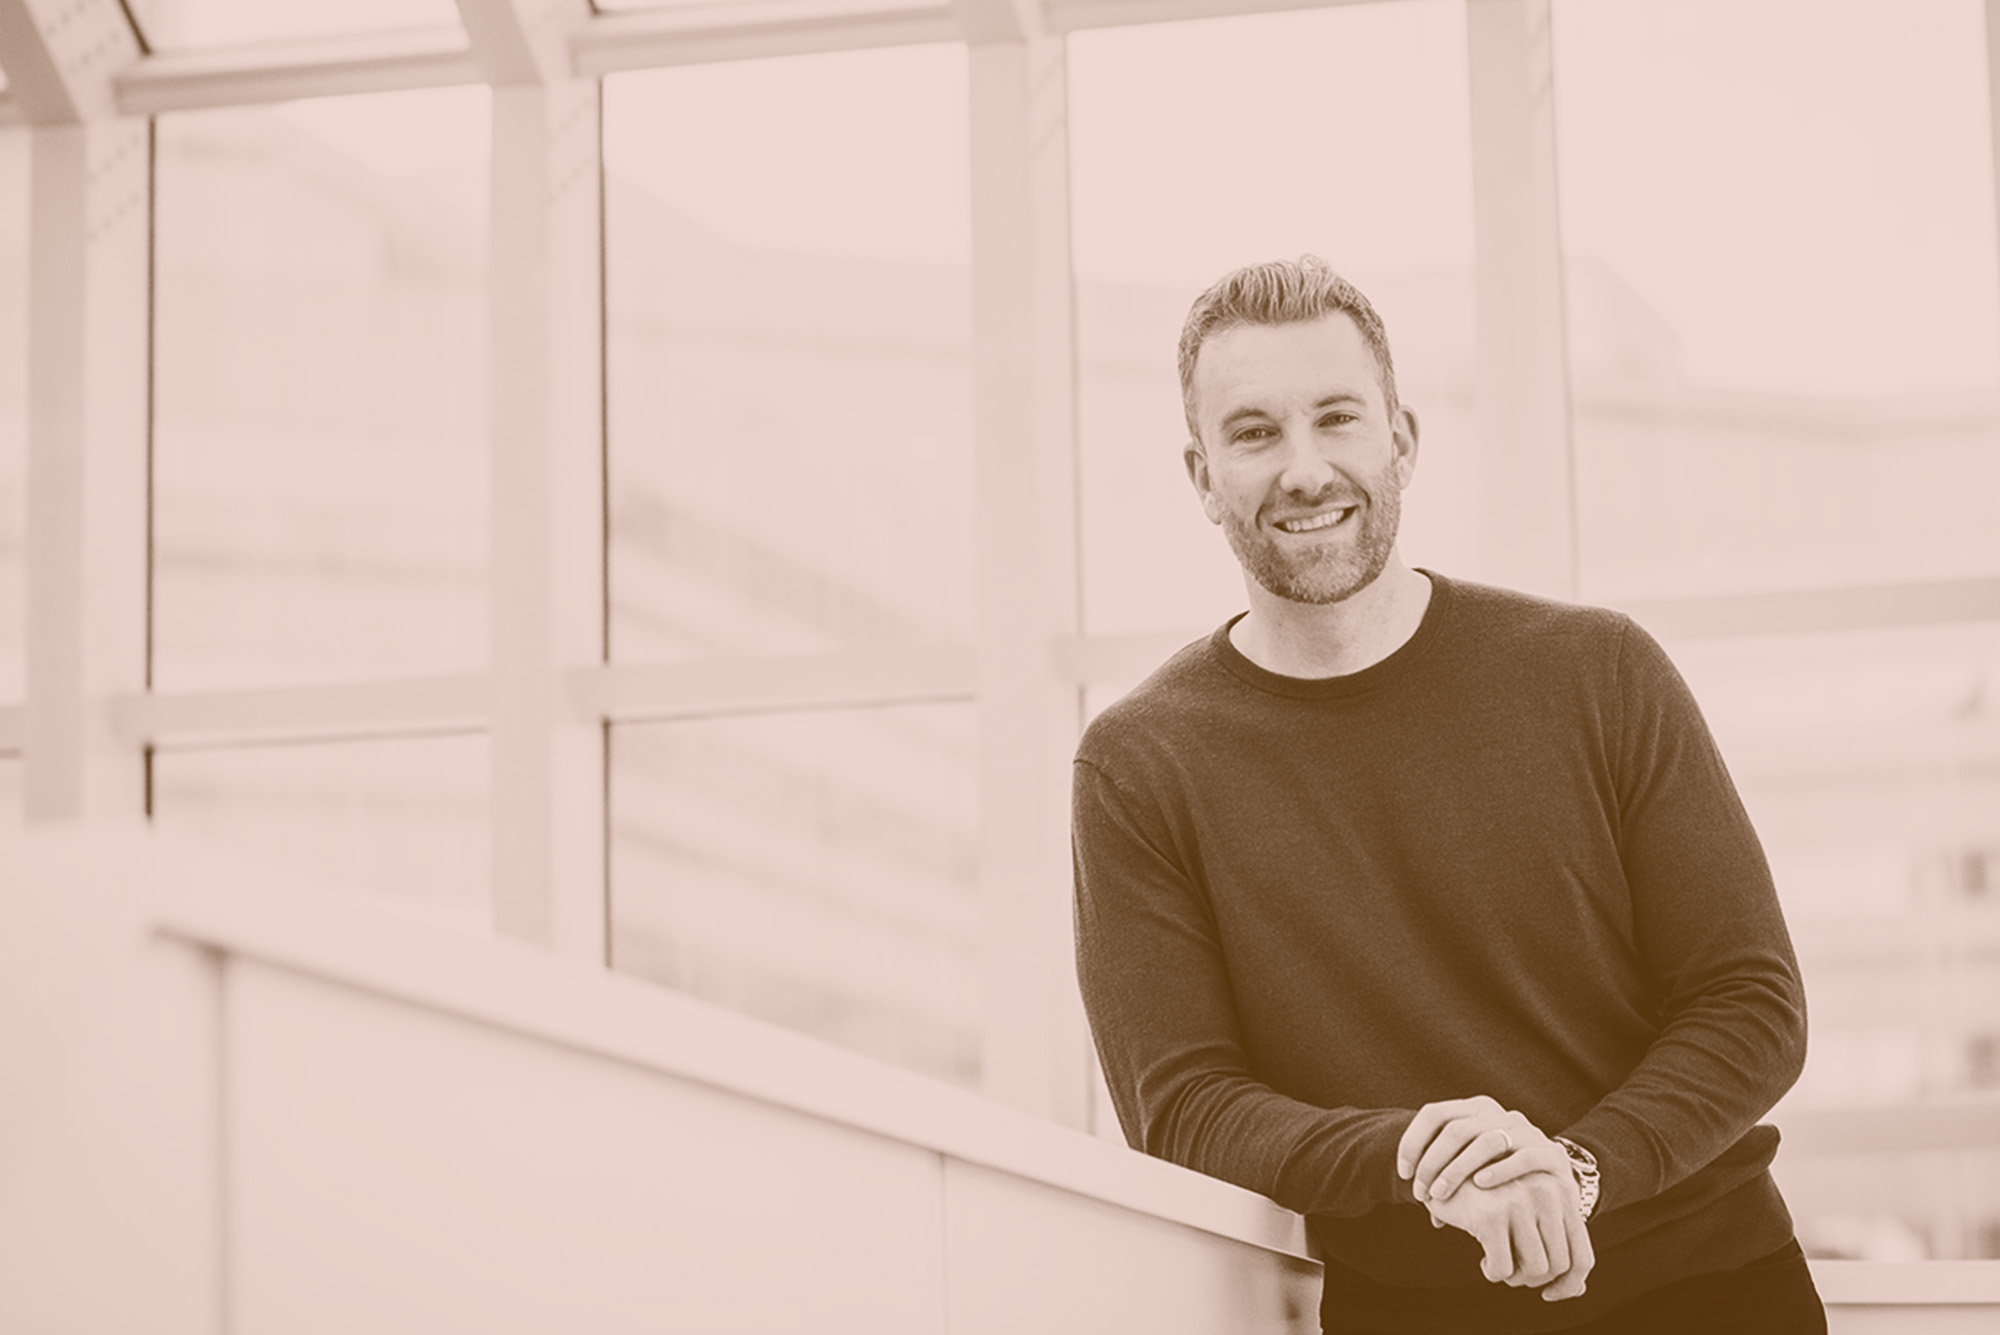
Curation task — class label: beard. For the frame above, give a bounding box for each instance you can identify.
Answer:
[1219,474,1402,606]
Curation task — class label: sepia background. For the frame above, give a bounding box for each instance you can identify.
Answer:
[2,0,1998,1313]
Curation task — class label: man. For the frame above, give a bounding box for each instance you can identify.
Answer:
[1071,256,1822,1333]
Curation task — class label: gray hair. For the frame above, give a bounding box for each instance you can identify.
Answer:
[1176,255,1399,438]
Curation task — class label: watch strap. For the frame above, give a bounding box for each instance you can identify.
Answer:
[1552,1136,1600,1220]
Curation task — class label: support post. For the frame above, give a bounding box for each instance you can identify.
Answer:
[969,36,1089,1126]
[488,80,608,960]
[23,117,150,823]
[1466,0,1579,599]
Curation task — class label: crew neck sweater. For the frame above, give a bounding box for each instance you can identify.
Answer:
[1072,573,1808,1333]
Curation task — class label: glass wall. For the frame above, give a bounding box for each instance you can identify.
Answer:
[602,45,980,1081]
[1554,0,2000,603]
[1069,0,1480,637]
[151,87,490,691]
[1554,0,2000,1257]
[611,704,980,1084]
[603,45,974,662]
[150,733,489,918]
[5,0,1998,1266]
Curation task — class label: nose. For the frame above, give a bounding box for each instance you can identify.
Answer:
[1274,427,1336,496]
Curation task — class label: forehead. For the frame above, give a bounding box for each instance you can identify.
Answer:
[1190,313,1383,425]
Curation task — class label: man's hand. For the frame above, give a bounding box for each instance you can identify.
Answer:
[1422,1171,1595,1302]
[1396,1094,1569,1206]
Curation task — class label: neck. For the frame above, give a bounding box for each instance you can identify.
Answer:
[1230,559,1433,678]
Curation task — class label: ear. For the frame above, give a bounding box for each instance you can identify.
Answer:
[1184,441,1223,525]
[1390,404,1421,489]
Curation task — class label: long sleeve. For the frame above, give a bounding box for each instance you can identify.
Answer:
[1073,757,1415,1218]
[1557,621,1808,1217]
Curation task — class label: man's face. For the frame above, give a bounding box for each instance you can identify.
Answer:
[1184,313,1419,606]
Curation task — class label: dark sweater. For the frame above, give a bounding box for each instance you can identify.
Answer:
[1072,573,1807,1333]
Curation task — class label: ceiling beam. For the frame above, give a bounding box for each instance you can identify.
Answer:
[573,0,959,75]
[0,0,141,123]
[115,27,479,115]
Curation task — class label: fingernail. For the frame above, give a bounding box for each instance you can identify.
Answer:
[1396,1158,1410,1178]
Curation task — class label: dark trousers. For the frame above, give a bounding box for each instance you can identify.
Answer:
[1561,1239,1827,1335]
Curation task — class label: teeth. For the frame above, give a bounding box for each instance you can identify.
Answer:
[1278,507,1352,533]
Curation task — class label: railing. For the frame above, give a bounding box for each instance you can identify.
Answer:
[3,824,1996,1332]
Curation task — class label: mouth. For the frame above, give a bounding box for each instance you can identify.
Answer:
[1274,504,1358,535]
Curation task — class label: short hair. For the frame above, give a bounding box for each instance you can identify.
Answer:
[1176,254,1399,438]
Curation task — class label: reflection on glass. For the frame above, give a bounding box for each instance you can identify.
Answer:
[1668,622,2000,1257]
[611,704,980,1085]
[151,733,488,915]
[1068,2,1481,636]
[152,89,489,690]
[0,128,23,702]
[603,46,974,661]
[126,0,462,49]
[1554,0,2000,601]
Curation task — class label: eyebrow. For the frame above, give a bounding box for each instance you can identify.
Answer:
[1216,394,1369,433]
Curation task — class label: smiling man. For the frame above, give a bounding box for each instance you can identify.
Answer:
[1071,256,1823,1334]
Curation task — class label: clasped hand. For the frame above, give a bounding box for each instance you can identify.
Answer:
[1394,1095,1594,1302]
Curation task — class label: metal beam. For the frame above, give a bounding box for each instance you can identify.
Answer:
[108,677,488,750]
[1045,0,1384,34]
[573,0,959,76]
[1466,0,1578,599]
[0,0,140,124]
[487,79,608,961]
[115,27,479,115]
[23,118,149,821]
[968,35,1088,1127]
[454,0,590,85]
[574,649,978,724]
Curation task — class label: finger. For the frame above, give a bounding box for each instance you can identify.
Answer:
[1542,1210,1595,1302]
[1413,1122,1487,1199]
[1476,1220,1513,1284]
[1473,1144,1566,1190]
[1396,1097,1494,1178]
[1537,1199,1572,1285]
[1505,1209,1550,1288]
[1428,1129,1519,1202]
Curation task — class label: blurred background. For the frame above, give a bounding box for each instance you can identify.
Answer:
[3,0,1998,1265]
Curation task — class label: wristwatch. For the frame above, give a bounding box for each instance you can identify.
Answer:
[1552,1136,1600,1220]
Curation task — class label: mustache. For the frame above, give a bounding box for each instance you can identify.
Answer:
[1279,485,1364,509]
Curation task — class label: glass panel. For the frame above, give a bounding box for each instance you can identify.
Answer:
[1668,622,2000,1257]
[150,733,488,918]
[603,46,974,661]
[0,128,24,702]
[610,704,980,1085]
[1069,2,1480,636]
[127,0,462,49]
[1554,0,2000,602]
[152,88,489,690]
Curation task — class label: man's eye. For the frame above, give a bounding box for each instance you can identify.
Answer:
[1319,413,1357,429]
[1233,425,1275,444]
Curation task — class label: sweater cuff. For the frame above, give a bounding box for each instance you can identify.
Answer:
[1556,1108,1664,1217]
